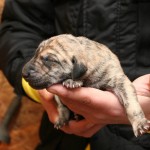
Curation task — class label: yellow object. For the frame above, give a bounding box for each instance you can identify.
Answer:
[22,78,41,103]
[85,144,90,150]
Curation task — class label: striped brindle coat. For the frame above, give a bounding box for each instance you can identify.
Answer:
[22,34,150,137]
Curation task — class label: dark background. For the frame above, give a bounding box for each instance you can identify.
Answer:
[0,1,44,149]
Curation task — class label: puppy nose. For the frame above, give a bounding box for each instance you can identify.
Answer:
[22,65,35,78]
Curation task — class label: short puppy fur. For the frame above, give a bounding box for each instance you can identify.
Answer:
[22,34,150,137]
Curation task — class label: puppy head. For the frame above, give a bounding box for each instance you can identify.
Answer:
[22,34,87,89]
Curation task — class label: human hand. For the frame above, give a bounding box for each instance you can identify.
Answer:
[41,87,127,137]
[132,74,150,118]
[39,74,150,137]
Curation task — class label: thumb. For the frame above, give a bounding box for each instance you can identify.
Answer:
[47,84,112,111]
[38,89,59,123]
[46,84,70,97]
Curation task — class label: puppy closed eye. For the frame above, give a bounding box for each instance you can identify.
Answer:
[40,55,61,68]
[41,55,55,63]
[41,55,49,62]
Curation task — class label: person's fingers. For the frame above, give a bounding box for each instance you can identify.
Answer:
[38,89,59,123]
[47,85,93,105]
[38,89,54,102]
[47,84,117,109]
[77,124,103,137]
[47,85,122,121]
[61,119,104,137]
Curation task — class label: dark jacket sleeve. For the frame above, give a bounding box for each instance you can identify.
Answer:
[0,0,55,94]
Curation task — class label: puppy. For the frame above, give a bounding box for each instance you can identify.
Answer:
[22,34,150,137]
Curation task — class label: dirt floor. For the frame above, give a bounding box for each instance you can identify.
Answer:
[0,1,44,149]
[0,0,4,21]
[0,71,44,150]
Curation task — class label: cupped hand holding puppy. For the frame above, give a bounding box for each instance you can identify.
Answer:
[38,74,150,137]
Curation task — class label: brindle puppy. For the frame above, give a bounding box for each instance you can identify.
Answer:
[22,34,150,137]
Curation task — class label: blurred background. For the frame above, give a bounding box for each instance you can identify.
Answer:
[0,0,44,149]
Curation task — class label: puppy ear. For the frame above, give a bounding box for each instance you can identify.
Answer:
[71,56,87,80]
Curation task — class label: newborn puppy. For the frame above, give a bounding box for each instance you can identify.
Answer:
[22,34,150,137]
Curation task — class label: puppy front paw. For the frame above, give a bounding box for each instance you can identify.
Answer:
[63,79,83,88]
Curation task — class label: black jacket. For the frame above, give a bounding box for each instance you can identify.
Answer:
[0,0,150,149]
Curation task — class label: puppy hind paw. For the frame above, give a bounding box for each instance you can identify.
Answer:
[133,119,150,137]
[63,79,83,88]
[54,120,68,130]
[54,111,70,129]
[54,106,70,129]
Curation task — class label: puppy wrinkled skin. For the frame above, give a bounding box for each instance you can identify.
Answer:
[22,34,150,137]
